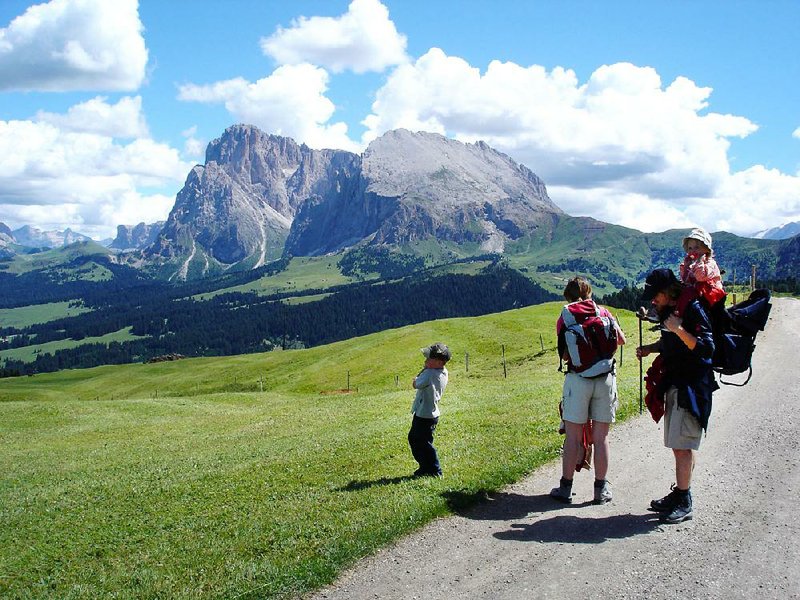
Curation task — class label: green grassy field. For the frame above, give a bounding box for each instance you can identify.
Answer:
[193,256,493,302]
[0,326,145,364]
[194,256,362,300]
[0,302,657,599]
[0,301,92,329]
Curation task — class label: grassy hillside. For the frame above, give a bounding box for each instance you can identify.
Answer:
[0,240,114,275]
[193,255,362,300]
[0,300,91,328]
[3,223,792,376]
[0,303,657,599]
[0,326,143,364]
[505,216,653,295]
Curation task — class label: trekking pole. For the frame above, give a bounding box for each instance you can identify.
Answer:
[638,314,643,415]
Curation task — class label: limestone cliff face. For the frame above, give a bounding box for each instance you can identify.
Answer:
[284,129,562,255]
[147,125,561,279]
[0,221,14,259]
[146,124,359,277]
[110,222,164,251]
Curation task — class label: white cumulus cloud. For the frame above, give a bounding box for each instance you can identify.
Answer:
[178,64,359,152]
[0,115,192,238]
[35,95,149,138]
[715,166,800,234]
[0,0,147,92]
[181,126,205,160]
[260,0,407,74]
[361,50,800,234]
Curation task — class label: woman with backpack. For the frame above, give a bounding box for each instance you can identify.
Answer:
[550,277,626,505]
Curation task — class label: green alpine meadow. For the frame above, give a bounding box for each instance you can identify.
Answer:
[0,302,655,599]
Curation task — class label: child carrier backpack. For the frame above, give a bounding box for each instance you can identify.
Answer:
[712,288,772,386]
[559,299,619,378]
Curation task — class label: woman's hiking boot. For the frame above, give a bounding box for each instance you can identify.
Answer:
[549,477,573,503]
[593,479,612,504]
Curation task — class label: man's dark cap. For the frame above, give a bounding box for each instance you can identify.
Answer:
[422,342,451,362]
[641,268,679,302]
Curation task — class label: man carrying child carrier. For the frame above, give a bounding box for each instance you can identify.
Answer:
[637,268,717,524]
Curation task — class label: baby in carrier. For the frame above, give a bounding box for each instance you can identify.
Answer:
[679,227,726,309]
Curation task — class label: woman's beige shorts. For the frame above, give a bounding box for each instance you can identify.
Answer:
[561,371,617,424]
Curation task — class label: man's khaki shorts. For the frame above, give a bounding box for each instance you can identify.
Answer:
[561,371,617,424]
[663,386,703,450]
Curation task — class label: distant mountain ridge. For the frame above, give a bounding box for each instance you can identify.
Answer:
[751,221,800,240]
[3,125,799,290]
[11,225,92,248]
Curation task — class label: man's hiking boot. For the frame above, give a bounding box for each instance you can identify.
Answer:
[661,496,693,524]
[655,487,693,524]
[549,477,573,504]
[649,485,681,512]
[593,479,612,505]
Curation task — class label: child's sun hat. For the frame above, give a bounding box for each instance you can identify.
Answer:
[683,227,713,251]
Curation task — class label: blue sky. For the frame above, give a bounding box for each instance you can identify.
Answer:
[1,0,798,239]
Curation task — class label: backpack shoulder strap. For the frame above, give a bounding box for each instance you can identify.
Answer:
[719,366,753,387]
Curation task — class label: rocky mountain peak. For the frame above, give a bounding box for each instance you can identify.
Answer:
[0,222,15,258]
[0,221,13,241]
[145,124,359,279]
[286,129,561,255]
[144,124,562,279]
[203,124,310,214]
[362,128,557,213]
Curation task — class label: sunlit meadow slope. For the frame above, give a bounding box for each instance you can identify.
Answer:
[0,302,654,599]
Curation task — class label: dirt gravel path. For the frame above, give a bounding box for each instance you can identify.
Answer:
[311,297,800,600]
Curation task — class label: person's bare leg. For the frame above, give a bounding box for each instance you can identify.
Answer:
[591,421,610,481]
[561,421,584,479]
[674,448,694,489]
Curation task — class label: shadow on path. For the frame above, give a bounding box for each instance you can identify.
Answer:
[495,511,662,544]
[443,490,592,520]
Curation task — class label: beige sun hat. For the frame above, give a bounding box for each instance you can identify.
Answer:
[683,227,713,251]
